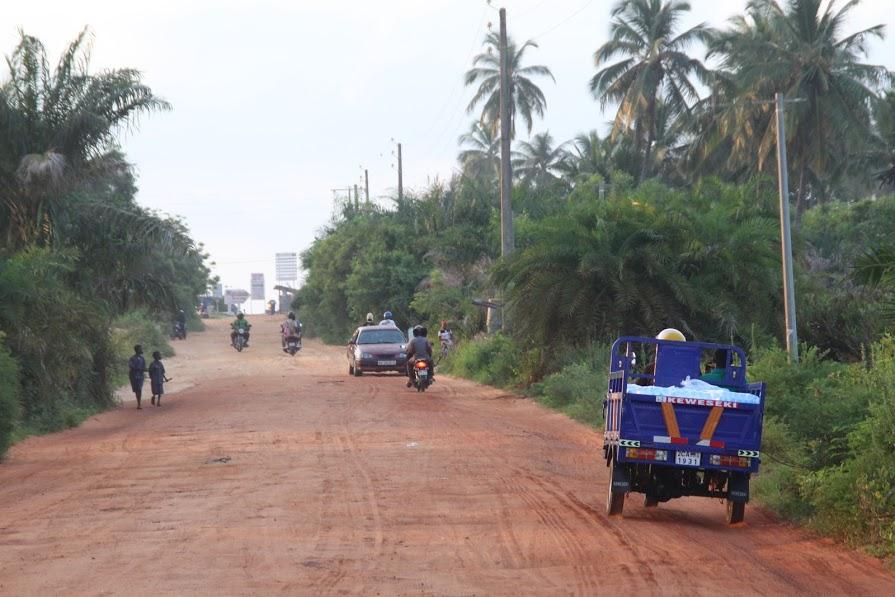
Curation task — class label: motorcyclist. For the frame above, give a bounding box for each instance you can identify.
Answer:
[281,311,302,351]
[405,325,433,387]
[363,312,375,326]
[230,312,251,346]
[379,310,396,327]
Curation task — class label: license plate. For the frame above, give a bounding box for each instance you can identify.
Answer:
[418,370,428,377]
[675,451,701,467]
[377,360,396,366]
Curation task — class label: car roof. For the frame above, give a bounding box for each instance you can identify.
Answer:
[356,324,402,333]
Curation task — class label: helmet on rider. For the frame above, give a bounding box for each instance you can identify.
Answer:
[237,312,244,320]
[412,325,423,337]
[288,312,295,320]
[419,326,428,338]
[383,311,393,320]
[656,328,685,342]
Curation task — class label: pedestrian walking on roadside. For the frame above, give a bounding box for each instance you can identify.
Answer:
[128,345,147,409]
[148,351,171,407]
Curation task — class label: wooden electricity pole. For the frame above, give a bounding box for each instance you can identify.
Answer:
[364,169,370,204]
[775,92,799,363]
[498,7,514,258]
[397,142,403,201]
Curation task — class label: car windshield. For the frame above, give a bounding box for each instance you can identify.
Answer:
[357,330,405,345]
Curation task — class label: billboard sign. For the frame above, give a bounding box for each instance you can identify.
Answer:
[224,289,250,306]
[250,273,265,300]
[276,252,298,282]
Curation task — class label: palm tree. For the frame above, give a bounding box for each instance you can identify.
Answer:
[701,0,891,208]
[465,31,554,138]
[590,0,711,182]
[493,184,780,347]
[875,89,895,188]
[512,131,569,188]
[855,245,895,325]
[457,121,501,181]
[1,28,170,247]
[561,130,613,184]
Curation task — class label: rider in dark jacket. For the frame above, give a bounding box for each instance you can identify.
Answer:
[405,325,433,387]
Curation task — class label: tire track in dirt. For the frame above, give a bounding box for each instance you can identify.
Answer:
[2,317,894,595]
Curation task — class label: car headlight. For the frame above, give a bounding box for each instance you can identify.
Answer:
[361,352,373,359]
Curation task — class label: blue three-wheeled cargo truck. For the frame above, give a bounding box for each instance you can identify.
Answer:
[603,335,766,524]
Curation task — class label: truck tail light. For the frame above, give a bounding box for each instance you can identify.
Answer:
[625,447,668,462]
[709,454,751,468]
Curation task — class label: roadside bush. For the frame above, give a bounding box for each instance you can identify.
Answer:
[801,338,895,555]
[751,417,813,520]
[528,344,610,425]
[441,333,523,387]
[748,338,895,557]
[0,333,21,458]
[749,346,873,468]
[531,361,607,425]
[110,309,174,385]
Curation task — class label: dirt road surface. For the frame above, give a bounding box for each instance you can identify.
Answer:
[1,317,893,595]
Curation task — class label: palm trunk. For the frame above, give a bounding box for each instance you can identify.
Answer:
[632,119,644,177]
[794,163,806,225]
[639,96,657,184]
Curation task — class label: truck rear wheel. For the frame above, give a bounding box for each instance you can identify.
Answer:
[726,500,745,524]
[606,459,626,517]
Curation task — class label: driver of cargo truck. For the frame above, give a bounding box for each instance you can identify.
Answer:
[699,348,728,383]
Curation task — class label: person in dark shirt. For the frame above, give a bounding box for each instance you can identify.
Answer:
[128,345,147,409]
[148,351,171,407]
[405,325,433,387]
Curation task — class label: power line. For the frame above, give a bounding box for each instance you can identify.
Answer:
[530,0,595,40]
[421,4,491,155]
[516,0,551,18]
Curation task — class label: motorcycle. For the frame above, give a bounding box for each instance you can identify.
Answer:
[284,334,302,356]
[233,328,248,352]
[411,359,432,392]
[172,321,187,340]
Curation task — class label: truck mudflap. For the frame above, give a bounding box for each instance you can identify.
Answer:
[727,473,750,503]
[610,458,631,493]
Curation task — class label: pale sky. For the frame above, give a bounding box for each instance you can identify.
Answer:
[5,0,894,306]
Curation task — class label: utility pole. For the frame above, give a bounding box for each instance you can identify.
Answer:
[364,169,370,204]
[498,7,514,258]
[397,142,403,202]
[353,184,359,209]
[497,7,514,332]
[775,92,799,363]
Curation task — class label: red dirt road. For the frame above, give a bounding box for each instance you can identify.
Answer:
[1,317,893,595]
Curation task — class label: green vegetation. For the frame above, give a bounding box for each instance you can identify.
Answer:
[0,334,21,455]
[297,0,895,559]
[0,30,213,456]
